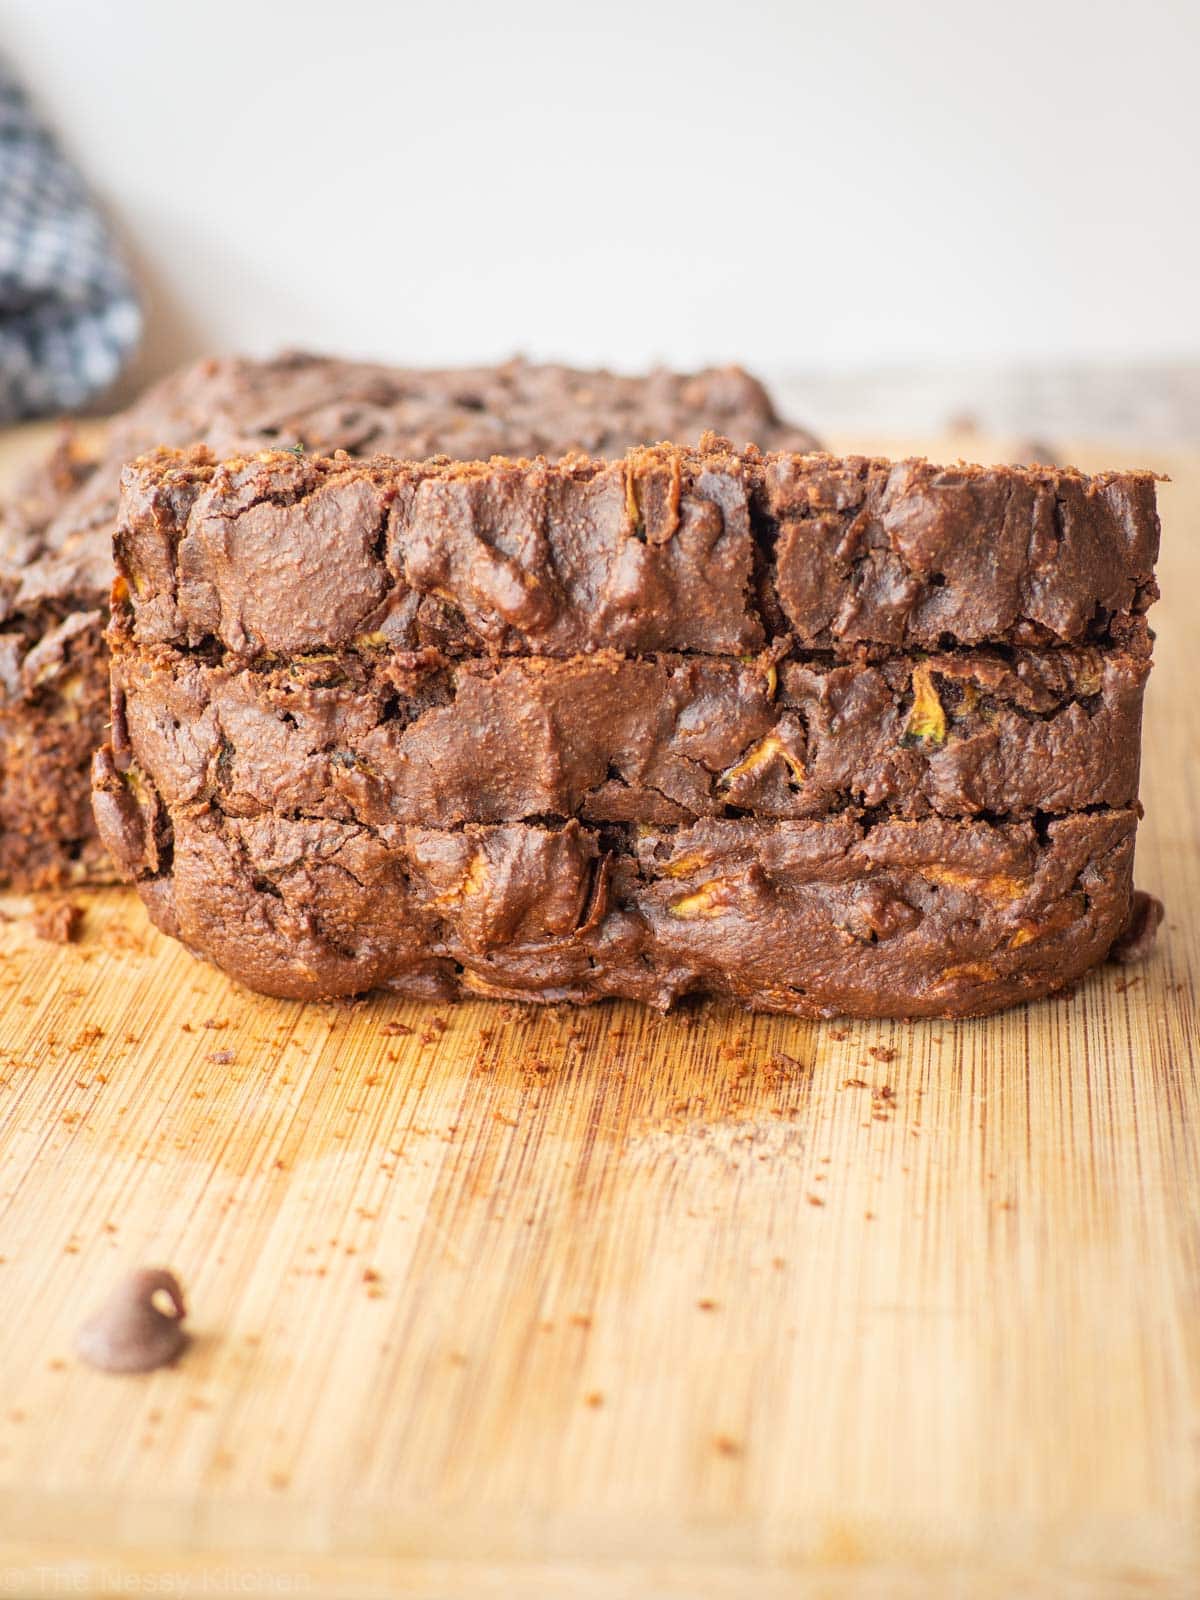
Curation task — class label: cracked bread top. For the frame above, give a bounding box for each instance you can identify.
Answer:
[112,439,1161,659]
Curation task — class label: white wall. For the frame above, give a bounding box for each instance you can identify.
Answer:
[4,0,1198,383]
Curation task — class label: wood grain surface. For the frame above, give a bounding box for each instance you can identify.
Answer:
[0,431,1195,1599]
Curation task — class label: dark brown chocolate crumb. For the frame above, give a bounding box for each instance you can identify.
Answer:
[75,1267,188,1374]
[32,899,83,944]
[1109,890,1165,966]
[868,1046,896,1064]
[380,1022,413,1037]
[207,1049,235,1065]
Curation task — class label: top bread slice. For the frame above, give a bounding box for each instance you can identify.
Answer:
[113,440,1160,660]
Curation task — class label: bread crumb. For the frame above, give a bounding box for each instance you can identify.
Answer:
[32,899,83,944]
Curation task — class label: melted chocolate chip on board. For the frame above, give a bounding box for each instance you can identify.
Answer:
[75,1268,188,1374]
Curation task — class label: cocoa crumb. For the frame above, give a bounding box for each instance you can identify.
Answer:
[32,899,83,944]
[201,1018,229,1031]
[207,1049,235,1065]
[868,1046,896,1063]
[842,1077,871,1090]
[1109,891,1164,966]
[75,1268,188,1374]
[771,1051,807,1074]
[379,1021,412,1037]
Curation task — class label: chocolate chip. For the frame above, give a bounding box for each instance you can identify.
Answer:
[1109,890,1165,965]
[75,1268,188,1374]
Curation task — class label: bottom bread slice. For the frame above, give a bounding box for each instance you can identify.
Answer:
[93,756,1136,1017]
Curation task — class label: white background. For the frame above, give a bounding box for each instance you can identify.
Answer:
[4,0,1198,391]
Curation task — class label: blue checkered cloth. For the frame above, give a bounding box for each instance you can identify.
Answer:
[0,61,141,421]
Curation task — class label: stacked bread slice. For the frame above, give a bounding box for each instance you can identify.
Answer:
[95,440,1158,1017]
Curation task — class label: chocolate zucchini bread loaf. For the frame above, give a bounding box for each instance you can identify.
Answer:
[0,353,814,889]
[95,440,1159,1017]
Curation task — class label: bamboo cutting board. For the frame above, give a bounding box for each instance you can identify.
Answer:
[0,432,1195,1599]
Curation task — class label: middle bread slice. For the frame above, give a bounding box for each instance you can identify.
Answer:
[110,635,1149,828]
